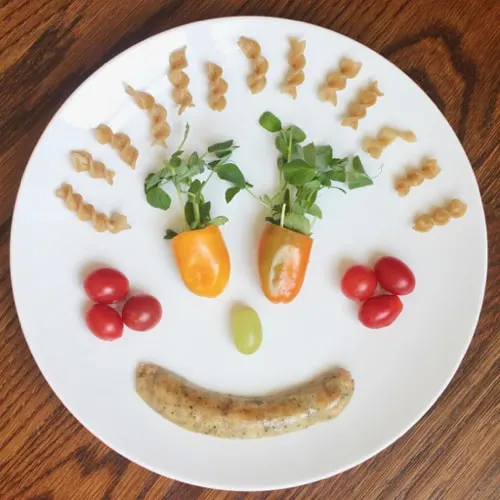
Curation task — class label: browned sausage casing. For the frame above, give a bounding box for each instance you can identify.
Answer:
[136,363,354,438]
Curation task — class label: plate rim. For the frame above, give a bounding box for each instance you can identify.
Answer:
[9,15,488,491]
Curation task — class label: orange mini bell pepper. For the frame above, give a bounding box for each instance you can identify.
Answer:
[258,223,313,304]
[144,125,248,298]
[171,225,230,298]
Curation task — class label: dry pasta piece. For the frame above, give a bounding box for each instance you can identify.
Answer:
[70,150,115,185]
[125,84,171,147]
[56,183,131,233]
[281,38,306,99]
[94,124,139,169]
[341,81,383,129]
[395,159,441,196]
[207,62,228,111]
[363,127,416,159]
[238,36,269,94]
[168,47,195,115]
[413,199,467,232]
[319,58,362,106]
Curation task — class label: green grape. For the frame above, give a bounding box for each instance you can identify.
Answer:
[231,305,262,355]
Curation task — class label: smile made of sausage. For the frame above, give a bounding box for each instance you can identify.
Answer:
[136,363,354,438]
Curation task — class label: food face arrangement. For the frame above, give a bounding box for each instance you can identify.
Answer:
[55,34,467,440]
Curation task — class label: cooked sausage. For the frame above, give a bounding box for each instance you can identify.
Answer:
[136,363,354,438]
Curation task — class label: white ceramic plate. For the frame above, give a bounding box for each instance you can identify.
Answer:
[10,17,487,491]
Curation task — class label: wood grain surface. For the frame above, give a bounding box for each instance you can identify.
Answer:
[1,0,499,498]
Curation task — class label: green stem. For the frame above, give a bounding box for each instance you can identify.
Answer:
[279,134,294,205]
[174,183,184,207]
[177,124,190,151]
[245,188,271,209]
[201,170,214,189]
[287,134,293,163]
[193,200,201,228]
[169,163,184,207]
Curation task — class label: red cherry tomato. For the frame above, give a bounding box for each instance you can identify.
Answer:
[374,257,415,295]
[341,265,377,301]
[358,295,403,329]
[85,304,123,340]
[84,267,129,304]
[122,295,162,331]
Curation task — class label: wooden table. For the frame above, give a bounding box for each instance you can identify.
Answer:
[1,1,498,498]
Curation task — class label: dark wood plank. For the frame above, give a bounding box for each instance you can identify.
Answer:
[0,0,498,498]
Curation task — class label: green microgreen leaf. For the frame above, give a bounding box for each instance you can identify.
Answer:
[145,171,164,191]
[316,145,333,169]
[164,229,178,240]
[259,111,282,132]
[188,152,201,167]
[216,163,246,188]
[303,143,316,167]
[184,202,196,228]
[318,175,331,187]
[146,187,171,210]
[303,180,322,190]
[170,154,182,168]
[188,163,205,178]
[307,204,322,218]
[188,179,203,198]
[329,168,347,183]
[347,173,374,189]
[291,201,306,215]
[215,149,235,160]
[200,201,212,223]
[347,156,374,189]
[290,144,305,161]
[208,140,234,153]
[225,186,241,203]
[283,212,311,235]
[175,164,189,181]
[275,133,289,156]
[352,155,368,174]
[282,160,316,185]
[286,125,306,143]
[330,157,348,168]
[210,216,229,226]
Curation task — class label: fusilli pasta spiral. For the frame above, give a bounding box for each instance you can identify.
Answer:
[94,124,139,169]
[238,36,269,94]
[413,199,467,232]
[363,127,416,159]
[395,159,441,196]
[319,58,362,106]
[70,150,115,185]
[207,62,228,111]
[281,38,306,100]
[341,81,383,129]
[168,47,195,115]
[56,183,131,233]
[125,84,171,147]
